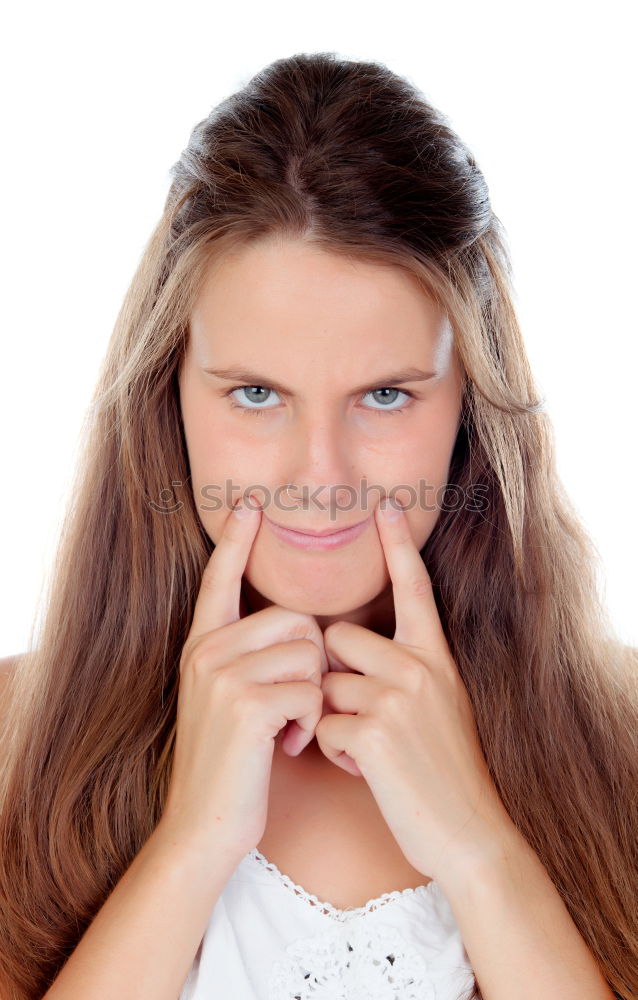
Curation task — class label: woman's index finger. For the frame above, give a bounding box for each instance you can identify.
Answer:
[189,498,262,640]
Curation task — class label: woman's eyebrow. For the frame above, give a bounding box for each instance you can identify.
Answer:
[202,365,437,397]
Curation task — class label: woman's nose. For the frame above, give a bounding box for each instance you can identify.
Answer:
[286,411,357,508]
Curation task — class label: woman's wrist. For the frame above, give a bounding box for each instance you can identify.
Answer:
[149,818,246,887]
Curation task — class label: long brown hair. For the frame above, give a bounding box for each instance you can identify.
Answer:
[1,52,635,999]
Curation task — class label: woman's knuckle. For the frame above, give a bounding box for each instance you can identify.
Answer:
[180,638,204,675]
[286,617,315,642]
[231,685,260,721]
[375,686,405,715]
[402,659,425,693]
[303,638,323,662]
[187,641,217,676]
[210,663,236,695]
[362,715,389,751]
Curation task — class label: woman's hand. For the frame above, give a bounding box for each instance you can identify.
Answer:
[161,497,327,860]
[314,495,519,883]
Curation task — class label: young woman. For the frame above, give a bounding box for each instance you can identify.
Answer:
[0,52,635,1000]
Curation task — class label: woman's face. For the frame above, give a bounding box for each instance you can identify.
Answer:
[178,236,464,635]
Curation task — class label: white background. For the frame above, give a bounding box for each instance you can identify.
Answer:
[1,0,636,654]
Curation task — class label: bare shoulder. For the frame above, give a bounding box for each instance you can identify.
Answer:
[0,653,23,706]
[0,653,22,674]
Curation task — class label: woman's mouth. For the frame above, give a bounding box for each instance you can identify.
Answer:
[263,513,372,551]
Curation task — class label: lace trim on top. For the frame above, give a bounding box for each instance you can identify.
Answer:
[247,848,436,922]
[267,920,436,1000]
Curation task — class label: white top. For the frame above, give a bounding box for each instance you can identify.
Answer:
[179,847,475,1000]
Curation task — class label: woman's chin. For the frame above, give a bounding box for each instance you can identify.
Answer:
[243,565,387,619]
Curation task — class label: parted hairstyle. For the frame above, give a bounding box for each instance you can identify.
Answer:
[0,51,636,999]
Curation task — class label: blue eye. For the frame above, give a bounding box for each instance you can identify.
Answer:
[226,384,414,417]
[229,385,280,412]
[363,388,411,412]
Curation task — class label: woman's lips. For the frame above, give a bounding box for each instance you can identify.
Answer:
[263,513,372,550]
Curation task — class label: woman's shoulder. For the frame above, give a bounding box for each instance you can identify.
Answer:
[0,653,23,709]
[0,652,23,674]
